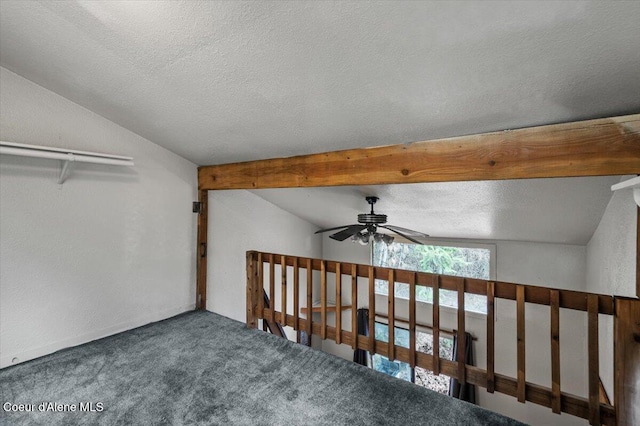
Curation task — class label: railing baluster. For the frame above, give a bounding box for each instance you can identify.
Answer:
[409,272,416,369]
[336,262,342,345]
[306,258,312,347]
[550,289,561,413]
[293,257,300,341]
[351,264,358,351]
[457,278,466,384]
[517,285,526,403]
[588,294,600,425]
[321,260,327,340]
[487,281,495,393]
[369,266,375,355]
[433,275,440,375]
[257,253,264,323]
[388,270,395,361]
[281,255,287,326]
[269,254,275,324]
[246,252,258,328]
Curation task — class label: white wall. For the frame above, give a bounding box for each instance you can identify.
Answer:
[0,68,197,368]
[586,179,637,297]
[320,235,591,425]
[586,181,637,399]
[207,190,322,342]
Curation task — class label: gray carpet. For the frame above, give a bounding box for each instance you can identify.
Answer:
[1,311,524,425]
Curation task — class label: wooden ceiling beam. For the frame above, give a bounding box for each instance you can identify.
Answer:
[198,114,640,190]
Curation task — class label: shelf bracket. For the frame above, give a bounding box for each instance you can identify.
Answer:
[611,176,640,207]
[57,154,76,185]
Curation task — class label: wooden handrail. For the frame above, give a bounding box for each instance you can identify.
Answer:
[246,250,621,425]
[253,251,615,313]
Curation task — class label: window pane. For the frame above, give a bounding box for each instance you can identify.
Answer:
[374,322,409,348]
[372,355,412,382]
[416,331,454,359]
[373,241,490,314]
[372,323,412,382]
[415,331,452,394]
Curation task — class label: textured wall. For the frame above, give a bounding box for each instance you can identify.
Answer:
[0,68,197,368]
[586,183,637,297]
[207,190,322,341]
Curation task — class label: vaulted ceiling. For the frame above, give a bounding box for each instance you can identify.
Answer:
[252,176,623,245]
[1,1,638,244]
[2,1,639,166]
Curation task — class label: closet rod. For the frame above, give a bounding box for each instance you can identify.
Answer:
[0,141,134,166]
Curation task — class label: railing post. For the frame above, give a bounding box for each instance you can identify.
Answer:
[306,258,313,347]
[550,289,561,414]
[388,269,395,361]
[432,275,440,375]
[196,190,208,310]
[351,264,358,351]
[588,295,600,425]
[281,255,287,326]
[368,266,376,355]
[614,297,640,426]
[486,281,495,393]
[336,262,342,345]
[246,251,259,329]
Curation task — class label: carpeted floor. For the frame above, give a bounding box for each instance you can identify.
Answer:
[1,311,525,425]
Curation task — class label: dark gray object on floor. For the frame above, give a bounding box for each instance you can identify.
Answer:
[0,311,525,425]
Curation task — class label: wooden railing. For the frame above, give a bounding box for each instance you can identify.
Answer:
[246,251,639,425]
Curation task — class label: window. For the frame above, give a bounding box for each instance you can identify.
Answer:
[372,322,453,394]
[373,240,493,314]
[372,323,412,382]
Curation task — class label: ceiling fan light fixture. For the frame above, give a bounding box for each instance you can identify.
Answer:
[372,232,394,246]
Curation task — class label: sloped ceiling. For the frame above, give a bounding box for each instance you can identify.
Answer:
[1,1,637,244]
[252,176,622,245]
[1,1,639,165]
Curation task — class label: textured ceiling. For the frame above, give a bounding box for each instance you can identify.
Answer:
[1,1,636,244]
[253,176,622,245]
[1,1,639,166]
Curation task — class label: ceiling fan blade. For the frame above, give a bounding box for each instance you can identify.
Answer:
[314,225,357,235]
[379,225,424,245]
[383,224,429,238]
[330,225,367,241]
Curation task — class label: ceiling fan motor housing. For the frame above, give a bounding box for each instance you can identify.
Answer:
[357,213,387,224]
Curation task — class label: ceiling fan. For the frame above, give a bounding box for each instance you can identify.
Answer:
[315,196,428,245]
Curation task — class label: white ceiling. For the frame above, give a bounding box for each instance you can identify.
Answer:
[1,1,637,245]
[1,1,639,166]
[252,176,622,245]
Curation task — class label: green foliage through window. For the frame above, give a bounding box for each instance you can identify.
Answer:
[373,241,490,313]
